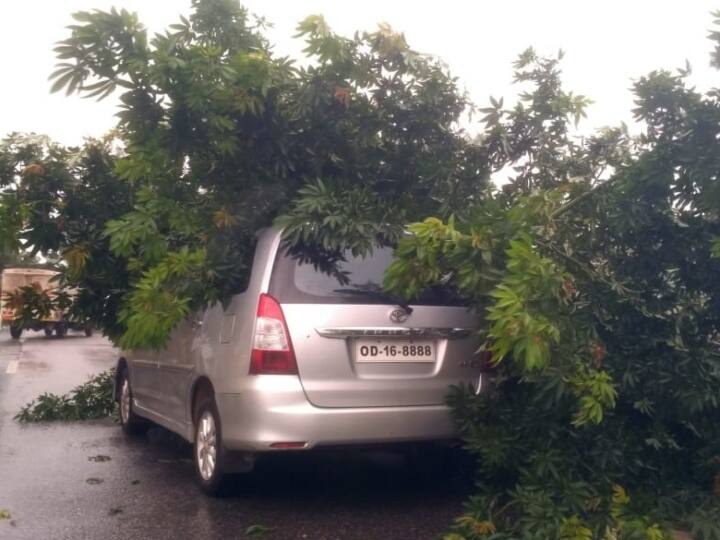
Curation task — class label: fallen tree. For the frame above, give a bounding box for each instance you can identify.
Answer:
[37,0,483,349]
[385,40,720,540]
[2,1,720,538]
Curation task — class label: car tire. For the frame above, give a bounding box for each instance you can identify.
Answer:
[44,326,54,337]
[118,368,148,436]
[193,398,228,496]
[9,324,22,339]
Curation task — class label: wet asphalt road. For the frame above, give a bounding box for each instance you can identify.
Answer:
[0,329,471,540]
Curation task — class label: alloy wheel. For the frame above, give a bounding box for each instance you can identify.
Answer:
[196,411,217,481]
[120,379,131,425]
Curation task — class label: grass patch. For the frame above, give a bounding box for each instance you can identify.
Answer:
[15,369,116,422]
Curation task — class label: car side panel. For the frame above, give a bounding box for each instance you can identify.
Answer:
[123,349,161,412]
[188,229,282,397]
[156,319,196,424]
[125,229,281,442]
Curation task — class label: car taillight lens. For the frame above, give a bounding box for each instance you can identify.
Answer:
[249,293,297,375]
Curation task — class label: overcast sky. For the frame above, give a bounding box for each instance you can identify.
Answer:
[1,0,718,146]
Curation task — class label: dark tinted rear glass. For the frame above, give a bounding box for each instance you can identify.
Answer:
[269,247,466,306]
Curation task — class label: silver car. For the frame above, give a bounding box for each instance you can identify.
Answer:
[113,227,483,494]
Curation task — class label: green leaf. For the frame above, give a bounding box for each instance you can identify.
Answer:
[245,525,272,538]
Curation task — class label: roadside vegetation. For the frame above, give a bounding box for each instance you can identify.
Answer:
[15,369,116,422]
[2,1,720,537]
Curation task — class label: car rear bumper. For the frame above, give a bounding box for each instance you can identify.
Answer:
[215,375,458,451]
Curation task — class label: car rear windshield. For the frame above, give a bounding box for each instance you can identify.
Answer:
[269,246,467,306]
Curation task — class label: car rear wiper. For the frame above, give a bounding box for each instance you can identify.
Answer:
[332,287,414,314]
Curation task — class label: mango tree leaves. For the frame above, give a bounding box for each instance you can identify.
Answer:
[41,0,484,348]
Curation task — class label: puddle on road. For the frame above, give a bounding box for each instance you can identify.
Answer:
[17,361,49,371]
[157,458,192,464]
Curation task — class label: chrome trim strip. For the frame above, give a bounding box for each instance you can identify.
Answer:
[158,364,195,374]
[315,327,472,339]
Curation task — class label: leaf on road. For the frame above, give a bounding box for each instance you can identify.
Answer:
[246,524,273,537]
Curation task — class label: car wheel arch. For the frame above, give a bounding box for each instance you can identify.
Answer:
[190,377,215,427]
[114,357,129,400]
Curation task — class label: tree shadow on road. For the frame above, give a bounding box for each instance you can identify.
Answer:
[142,424,474,504]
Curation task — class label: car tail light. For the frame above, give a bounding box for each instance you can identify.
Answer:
[249,293,298,375]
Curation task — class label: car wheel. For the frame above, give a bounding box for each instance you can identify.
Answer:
[194,398,228,496]
[118,369,148,436]
[9,324,22,339]
[44,326,54,337]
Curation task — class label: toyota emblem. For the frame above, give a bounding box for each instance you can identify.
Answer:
[389,308,410,323]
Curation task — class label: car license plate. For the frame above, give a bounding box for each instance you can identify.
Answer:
[354,339,435,363]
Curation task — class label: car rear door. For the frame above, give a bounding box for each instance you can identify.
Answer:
[156,318,196,424]
[126,349,161,413]
[269,247,482,408]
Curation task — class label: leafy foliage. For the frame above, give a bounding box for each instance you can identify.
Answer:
[2,283,55,327]
[0,133,132,339]
[385,38,720,540]
[2,1,720,538]
[245,524,273,538]
[15,369,116,422]
[1,282,92,330]
[33,0,483,349]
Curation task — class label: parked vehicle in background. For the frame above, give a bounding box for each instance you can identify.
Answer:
[0,267,93,339]
[114,228,484,495]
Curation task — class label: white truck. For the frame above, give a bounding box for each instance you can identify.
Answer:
[1,267,92,339]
